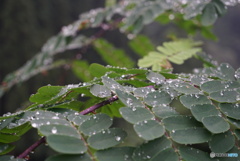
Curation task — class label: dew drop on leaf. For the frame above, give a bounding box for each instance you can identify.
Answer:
[51,127,57,134]
[115,136,121,141]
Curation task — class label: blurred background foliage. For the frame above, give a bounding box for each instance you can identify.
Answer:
[0,1,240,160]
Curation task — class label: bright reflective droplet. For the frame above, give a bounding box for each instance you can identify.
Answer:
[32,123,37,128]
[51,127,57,134]
[115,136,121,141]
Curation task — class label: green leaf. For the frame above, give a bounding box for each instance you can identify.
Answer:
[89,63,109,78]
[219,103,240,120]
[132,136,172,161]
[0,118,14,130]
[29,86,63,103]
[209,90,238,103]
[46,154,91,161]
[138,39,201,70]
[128,35,155,57]
[202,116,230,133]
[102,76,122,91]
[134,120,165,141]
[171,127,211,144]
[132,15,144,34]
[138,51,166,71]
[92,11,105,27]
[201,80,240,93]
[31,118,71,128]
[93,39,134,68]
[87,128,127,150]
[146,71,165,84]
[0,143,15,155]
[0,133,20,143]
[209,131,235,153]
[227,117,240,128]
[179,146,213,161]
[39,125,79,137]
[190,104,220,122]
[79,114,113,136]
[172,82,200,94]
[119,107,154,124]
[213,0,227,16]
[71,60,92,82]
[180,94,211,109]
[144,91,172,107]
[96,147,134,161]
[200,80,225,93]
[133,87,154,97]
[162,115,202,132]
[105,0,116,7]
[217,63,235,81]
[115,89,144,108]
[201,3,218,26]
[67,114,90,126]
[153,105,179,119]
[90,84,111,98]
[149,148,179,161]
[46,135,87,154]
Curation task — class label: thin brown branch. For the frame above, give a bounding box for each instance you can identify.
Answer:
[80,95,119,115]
[17,137,46,159]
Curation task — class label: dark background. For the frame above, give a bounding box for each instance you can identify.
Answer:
[0,1,239,160]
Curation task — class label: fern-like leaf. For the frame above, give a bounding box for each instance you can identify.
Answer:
[138,39,202,71]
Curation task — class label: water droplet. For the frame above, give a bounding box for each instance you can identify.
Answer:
[32,123,37,128]
[115,136,121,141]
[51,127,57,134]
[52,116,59,119]
[126,98,133,107]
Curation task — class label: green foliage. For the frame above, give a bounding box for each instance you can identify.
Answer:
[138,39,202,71]
[93,39,134,68]
[0,60,240,160]
[1,0,240,160]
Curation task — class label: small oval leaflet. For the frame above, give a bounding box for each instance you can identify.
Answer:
[162,115,202,131]
[146,71,165,84]
[132,136,172,161]
[39,124,79,138]
[209,131,235,153]
[179,146,212,161]
[153,105,179,119]
[190,104,220,122]
[87,128,127,150]
[170,127,211,144]
[46,135,87,154]
[180,94,211,109]
[115,89,144,108]
[144,90,172,107]
[79,113,113,136]
[219,103,240,120]
[95,147,134,161]
[134,120,165,141]
[119,107,154,124]
[90,84,111,98]
[202,115,230,134]
[209,90,238,103]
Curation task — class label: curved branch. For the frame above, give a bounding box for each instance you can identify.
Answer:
[80,95,119,115]
[17,137,46,159]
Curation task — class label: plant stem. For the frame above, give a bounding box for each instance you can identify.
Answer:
[80,95,119,115]
[17,137,46,159]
